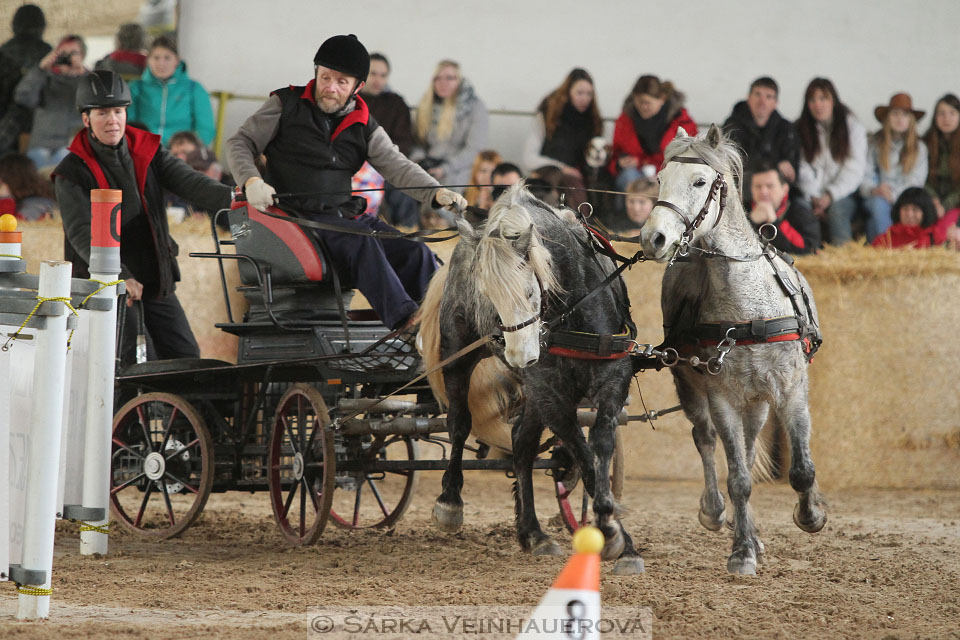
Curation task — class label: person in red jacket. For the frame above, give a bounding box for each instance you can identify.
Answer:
[610,75,697,194]
[872,186,959,249]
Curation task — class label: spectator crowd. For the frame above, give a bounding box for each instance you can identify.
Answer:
[1,2,959,257]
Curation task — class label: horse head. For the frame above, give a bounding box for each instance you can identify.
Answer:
[641,124,742,261]
[475,184,559,369]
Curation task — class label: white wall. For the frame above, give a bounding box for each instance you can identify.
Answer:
[180,0,960,169]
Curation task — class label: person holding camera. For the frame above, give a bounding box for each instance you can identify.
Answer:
[14,35,88,169]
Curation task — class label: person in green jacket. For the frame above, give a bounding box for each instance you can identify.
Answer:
[128,35,215,146]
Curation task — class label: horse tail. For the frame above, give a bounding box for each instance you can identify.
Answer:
[467,358,520,452]
[417,263,448,408]
[752,429,776,483]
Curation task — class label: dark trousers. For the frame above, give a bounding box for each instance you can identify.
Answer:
[119,292,200,366]
[312,214,438,329]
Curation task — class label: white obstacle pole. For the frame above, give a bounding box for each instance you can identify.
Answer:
[17,260,72,620]
[79,189,123,555]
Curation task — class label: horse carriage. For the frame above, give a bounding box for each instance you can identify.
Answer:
[108,197,628,546]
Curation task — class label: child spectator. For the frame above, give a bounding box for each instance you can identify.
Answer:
[796,77,868,245]
[622,177,658,237]
[94,23,147,80]
[722,76,799,200]
[463,150,501,208]
[0,152,55,220]
[129,35,215,146]
[609,75,697,191]
[522,68,603,179]
[871,187,958,249]
[14,35,88,169]
[860,93,928,243]
[410,60,488,190]
[490,162,523,201]
[748,162,820,255]
[923,94,960,217]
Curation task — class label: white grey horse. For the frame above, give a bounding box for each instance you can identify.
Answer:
[640,124,826,575]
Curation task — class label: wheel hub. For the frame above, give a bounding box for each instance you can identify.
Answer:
[293,451,304,481]
[144,452,165,480]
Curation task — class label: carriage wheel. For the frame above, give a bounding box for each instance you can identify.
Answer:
[110,392,215,539]
[268,384,335,546]
[330,435,419,529]
[555,427,625,533]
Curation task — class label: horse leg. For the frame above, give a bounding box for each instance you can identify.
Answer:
[432,357,479,533]
[511,404,561,556]
[676,373,726,531]
[741,400,769,556]
[776,387,827,533]
[708,391,759,575]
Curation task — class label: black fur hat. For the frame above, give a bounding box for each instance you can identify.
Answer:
[313,34,369,82]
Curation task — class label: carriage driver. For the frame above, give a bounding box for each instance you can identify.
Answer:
[53,69,235,366]
[225,34,466,331]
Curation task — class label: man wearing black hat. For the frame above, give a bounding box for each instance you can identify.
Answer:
[226,34,464,331]
[53,69,234,365]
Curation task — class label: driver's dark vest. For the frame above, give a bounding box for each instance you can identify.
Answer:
[264,81,379,215]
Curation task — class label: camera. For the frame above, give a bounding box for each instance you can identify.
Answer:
[53,52,73,66]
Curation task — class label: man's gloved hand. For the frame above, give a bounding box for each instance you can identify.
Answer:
[245,177,277,212]
[434,188,467,213]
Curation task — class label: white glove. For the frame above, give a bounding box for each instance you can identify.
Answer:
[434,188,467,213]
[245,177,276,212]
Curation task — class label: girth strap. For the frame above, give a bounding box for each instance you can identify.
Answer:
[692,316,801,344]
[548,325,637,360]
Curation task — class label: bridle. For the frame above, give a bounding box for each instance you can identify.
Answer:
[497,269,545,334]
[653,156,729,264]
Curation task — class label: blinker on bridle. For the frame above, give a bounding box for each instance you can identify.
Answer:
[654,155,729,237]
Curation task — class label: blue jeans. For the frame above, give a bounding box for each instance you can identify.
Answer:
[26,146,69,170]
[824,194,859,245]
[864,195,894,243]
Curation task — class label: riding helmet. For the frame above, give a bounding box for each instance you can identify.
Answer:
[313,34,369,82]
[76,69,131,112]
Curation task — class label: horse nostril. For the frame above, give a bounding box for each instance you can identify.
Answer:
[523,357,538,368]
[652,232,666,251]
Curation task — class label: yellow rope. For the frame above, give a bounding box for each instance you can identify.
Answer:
[0,253,22,259]
[79,279,124,310]
[77,522,110,535]
[1,296,77,352]
[16,585,52,596]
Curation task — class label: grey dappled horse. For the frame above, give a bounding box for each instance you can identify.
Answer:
[418,184,644,574]
[640,125,827,575]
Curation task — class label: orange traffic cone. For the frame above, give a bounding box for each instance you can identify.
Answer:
[516,526,604,639]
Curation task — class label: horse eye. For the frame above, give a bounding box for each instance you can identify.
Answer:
[694,178,707,187]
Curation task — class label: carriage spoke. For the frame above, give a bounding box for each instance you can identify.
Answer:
[135,406,153,451]
[163,471,198,495]
[164,437,200,461]
[111,472,146,495]
[352,478,365,526]
[281,479,299,518]
[297,397,306,451]
[112,437,145,460]
[366,476,390,517]
[299,482,307,536]
[159,406,180,453]
[160,479,176,525]
[134,481,154,527]
[281,415,298,454]
[303,477,321,511]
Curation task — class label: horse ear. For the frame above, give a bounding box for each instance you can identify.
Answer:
[675,126,689,139]
[706,123,722,148]
[512,225,533,255]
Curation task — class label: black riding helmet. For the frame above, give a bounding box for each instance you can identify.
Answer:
[313,34,369,84]
[76,69,131,113]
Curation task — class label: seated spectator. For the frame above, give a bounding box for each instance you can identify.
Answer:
[748,162,820,255]
[860,93,928,243]
[0,152,55,220]
[522,68,602,181]
[168,130,221,180]
[410,60,488,189]
[609,75,697,191]
[14,35,88,169]
[722,76,799,201]
[94,23,147,80]
[491,162,522,201]
[129,35,215,145]
[361,52,418,227]
[923,94,960,217]
[0,4,51,156]
[796,77,867,245]
[872,187,959,249]
[463,149,501,208]
[622,177,658,237]
[528,165,563,206]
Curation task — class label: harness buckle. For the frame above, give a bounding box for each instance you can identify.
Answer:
[707,327,737,375]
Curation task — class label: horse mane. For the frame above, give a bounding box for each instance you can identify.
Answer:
[474,183,562,329]
[664,129,744,189]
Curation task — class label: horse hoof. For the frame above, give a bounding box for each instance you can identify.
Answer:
[601,529,625,561]
[431,502,463,533]
[726,552,757,576]
[532,539,563,556]
[698,508,726,532]
[612,556,645,575]
[793,504,826,533]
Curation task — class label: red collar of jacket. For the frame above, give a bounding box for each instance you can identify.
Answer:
[295,79,370,142]
[109,50,147,67]
[65,126,161,207]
